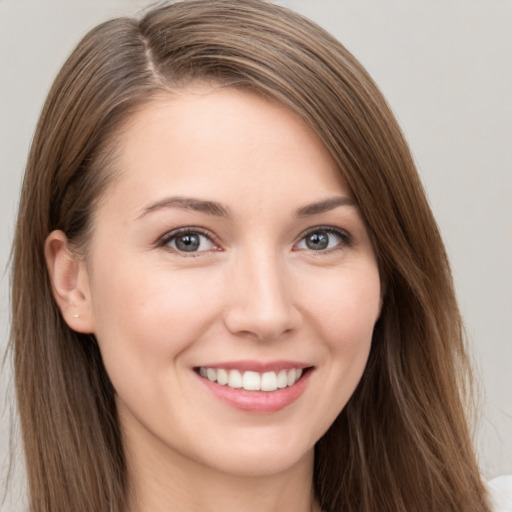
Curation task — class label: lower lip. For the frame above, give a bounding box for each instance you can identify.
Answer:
[196,370,312,413]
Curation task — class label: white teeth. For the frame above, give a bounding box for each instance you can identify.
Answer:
[199,367,305,391]
[260,371,278,392]
[217,368,229,385]
[242,371,260,390]
[228,369,243,388]
[277,369,288,388]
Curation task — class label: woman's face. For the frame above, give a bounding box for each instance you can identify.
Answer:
[78,87,381,478]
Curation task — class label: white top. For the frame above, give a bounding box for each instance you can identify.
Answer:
[488,475,512,512]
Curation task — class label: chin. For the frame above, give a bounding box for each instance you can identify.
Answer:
[205,445,314,478]
[190,427,317,478]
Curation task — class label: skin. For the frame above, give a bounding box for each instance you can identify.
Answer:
[46,86,382,512]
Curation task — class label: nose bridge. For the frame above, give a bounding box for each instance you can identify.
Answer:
[224,244,298,340]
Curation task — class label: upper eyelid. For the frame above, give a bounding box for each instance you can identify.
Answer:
[297,225,351,241]
[156,224,352,249]
[157,226,219,247]
[293,226,352,252]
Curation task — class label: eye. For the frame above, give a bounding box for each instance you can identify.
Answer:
[161,229,217,253]
[295,228,349,252]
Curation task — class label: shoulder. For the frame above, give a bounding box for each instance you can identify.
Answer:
[487,474,512,512]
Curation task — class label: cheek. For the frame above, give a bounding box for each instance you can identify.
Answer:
[88,257,224,375]
[288,265,381,439]
[302,265,381,350]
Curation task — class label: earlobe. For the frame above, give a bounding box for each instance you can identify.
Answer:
[45,230,95,333]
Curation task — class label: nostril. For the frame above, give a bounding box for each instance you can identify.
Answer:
[223,302,301,342]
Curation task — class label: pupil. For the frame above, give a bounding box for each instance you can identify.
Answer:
[306,231,328,250]
[176,234,200,252]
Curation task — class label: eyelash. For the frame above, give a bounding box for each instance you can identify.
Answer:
[294,226,352,253]
[157,225,352,255]
[157,227,220,256]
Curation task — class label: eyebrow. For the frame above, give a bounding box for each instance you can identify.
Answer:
[137,196,230,219]
[295,196,357,217]
[136,195,356,220]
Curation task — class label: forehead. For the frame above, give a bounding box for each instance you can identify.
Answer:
[97,86,350,219]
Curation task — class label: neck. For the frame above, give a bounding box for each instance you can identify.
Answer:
[124,435,318,512]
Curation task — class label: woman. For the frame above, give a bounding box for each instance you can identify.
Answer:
[10,0,492,511]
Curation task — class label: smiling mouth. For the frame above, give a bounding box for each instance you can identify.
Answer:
[196,367,310,392]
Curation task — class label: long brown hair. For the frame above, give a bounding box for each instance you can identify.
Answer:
[11,1,490,511]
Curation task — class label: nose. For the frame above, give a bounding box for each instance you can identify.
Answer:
[223,250,301,342]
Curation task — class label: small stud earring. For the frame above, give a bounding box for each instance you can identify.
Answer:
[73,313,79,319]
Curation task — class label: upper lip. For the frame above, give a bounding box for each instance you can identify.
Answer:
[195,360,312,372]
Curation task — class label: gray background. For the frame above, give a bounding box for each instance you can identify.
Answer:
[1,1,511,509]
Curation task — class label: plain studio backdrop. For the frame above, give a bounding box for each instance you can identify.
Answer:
[0,1,511,510]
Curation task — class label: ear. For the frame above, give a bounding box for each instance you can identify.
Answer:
[45,230,95,333]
